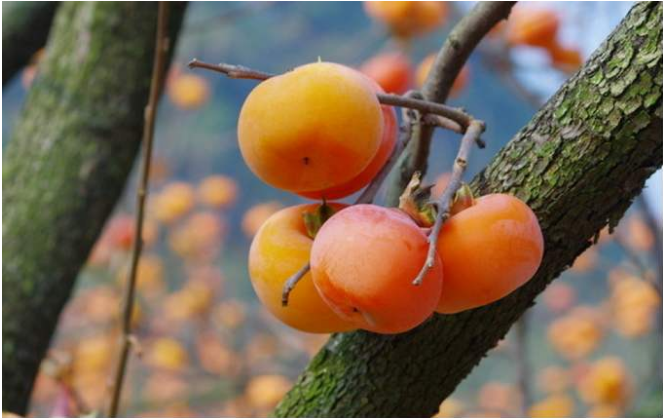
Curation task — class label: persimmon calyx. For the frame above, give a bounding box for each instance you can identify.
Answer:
[449,183,476,215]
[303,201,337,238]
[398,171,436,227]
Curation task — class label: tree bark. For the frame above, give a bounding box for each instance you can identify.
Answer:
[2,2,186,414]
[274,3,663,417]
[2,1,59,85]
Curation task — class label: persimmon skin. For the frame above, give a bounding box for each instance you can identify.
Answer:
[238,62,383,193]
[360,52,412,94]
[310,205,443,334]
[249,204,355,333]
[298,82,397,200]
[435,194,544,313]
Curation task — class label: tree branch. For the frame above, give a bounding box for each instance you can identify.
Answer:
[2,1,59,85]
[385,2,515,206]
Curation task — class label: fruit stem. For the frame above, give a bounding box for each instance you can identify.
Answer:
[281,263,310,307]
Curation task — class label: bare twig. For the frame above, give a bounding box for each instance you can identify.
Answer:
[515,313,531,416]
[107,3,169,416]
[281,263,311,307]
[187,59,473,128]
[281,97,420,307]
[412,120,485,285]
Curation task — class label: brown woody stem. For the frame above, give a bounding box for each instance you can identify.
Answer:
[412,120,485,285]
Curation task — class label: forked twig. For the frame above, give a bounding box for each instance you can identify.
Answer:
[412,120,485,285]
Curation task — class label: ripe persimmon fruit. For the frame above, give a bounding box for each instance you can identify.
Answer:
[360,52,412,94]
[435,193,544,313]
[238,62,383,193]
[506,7,560,49]
[298,80,397,200]
[364,1,448,38]
[310,204,443,334]
[249,203,355,333]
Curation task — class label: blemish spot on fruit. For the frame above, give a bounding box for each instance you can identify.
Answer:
[303,157,310,165]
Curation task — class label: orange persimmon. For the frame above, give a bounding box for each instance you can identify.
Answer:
[364,1,448,38]
[249,203,355,333]
[435,194,544,313]
[360,52,412,94]
[310,204,443,334]
[298,80,397,200]
[506,7,560,49]
[238,62,384,193]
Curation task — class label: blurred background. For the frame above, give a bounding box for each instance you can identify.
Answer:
[2,2,661,417]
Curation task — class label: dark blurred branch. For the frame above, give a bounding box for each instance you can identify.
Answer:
[2,1,59,85]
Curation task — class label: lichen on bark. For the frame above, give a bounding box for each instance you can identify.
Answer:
[2,2,186,414]
[274,3,663,418]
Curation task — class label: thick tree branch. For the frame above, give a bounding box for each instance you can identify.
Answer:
[2,1,59,85]
[1,3,187,414]
[274,3,663,417]
[385,2,515,206]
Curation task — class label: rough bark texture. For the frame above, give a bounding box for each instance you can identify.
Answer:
[274,3,663,418]
[2,2,186,414]
[2,1,59,85]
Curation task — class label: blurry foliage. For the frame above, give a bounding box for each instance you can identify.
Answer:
[2,2,660,417]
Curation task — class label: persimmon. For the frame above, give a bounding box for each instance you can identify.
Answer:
[298,80,397,200]
[435,193,544,313]
[360,52,412,94]
[506,7,560,49]
[364,1,448,38]
[415,54,469,97]
[167,73,210,110]
[310,204,443,334]
[248,203,355,333]
[238,62,384,193]
[549,43,583,73]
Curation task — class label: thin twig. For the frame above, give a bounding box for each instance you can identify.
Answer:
[187,59,473,128]
[107,3,169,417]
[515,313,531,416]
[412,120,485,285]
[281,263,311,307]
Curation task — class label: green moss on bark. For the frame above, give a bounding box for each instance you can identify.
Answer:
[274,3,663,417]
[2,2,186,414]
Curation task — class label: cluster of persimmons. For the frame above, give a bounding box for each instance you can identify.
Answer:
[237,59,544,335]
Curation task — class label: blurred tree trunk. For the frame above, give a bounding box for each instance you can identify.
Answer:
[2,2,186,414]
[2,1,59,85]
[275,3,663,418]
